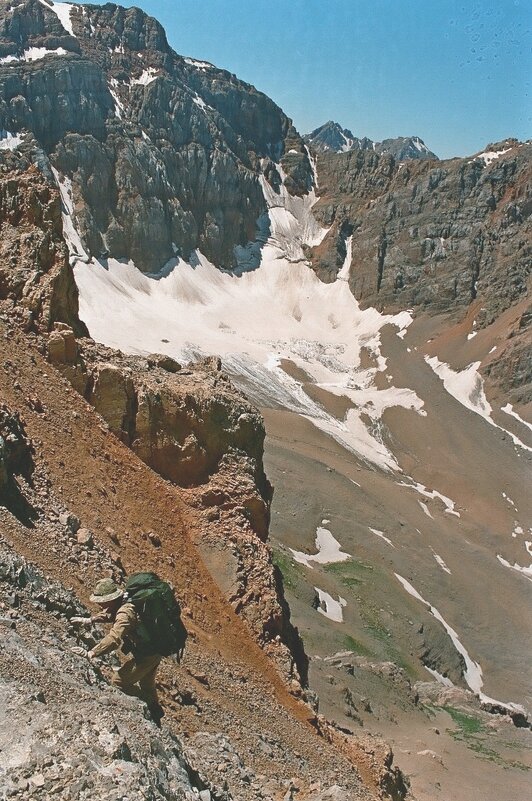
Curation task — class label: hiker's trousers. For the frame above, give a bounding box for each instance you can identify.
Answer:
[113,653,162,703]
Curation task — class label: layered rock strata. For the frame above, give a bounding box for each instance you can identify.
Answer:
[0,0,312,272]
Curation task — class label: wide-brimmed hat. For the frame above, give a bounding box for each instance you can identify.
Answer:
[90,578,123,604]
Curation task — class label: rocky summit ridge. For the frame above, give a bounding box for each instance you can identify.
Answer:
[304,122,438,161]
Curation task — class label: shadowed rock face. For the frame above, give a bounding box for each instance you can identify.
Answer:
[0,0,312,272]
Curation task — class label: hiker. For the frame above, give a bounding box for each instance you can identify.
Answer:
[85,578,164,724]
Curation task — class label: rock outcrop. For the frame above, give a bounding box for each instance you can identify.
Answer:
[0,149,86,334]
[0,0,313,273]
[311,140,530,316]
[46,330,311,684]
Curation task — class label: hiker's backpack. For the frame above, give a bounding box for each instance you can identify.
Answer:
[125,572,188,660]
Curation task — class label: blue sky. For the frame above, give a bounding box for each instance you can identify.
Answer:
[85,0,530,159]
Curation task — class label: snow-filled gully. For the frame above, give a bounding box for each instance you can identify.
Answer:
[395,573,524,714]
[72,163,424,472]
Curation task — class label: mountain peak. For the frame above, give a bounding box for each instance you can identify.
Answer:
[305,121,438,160]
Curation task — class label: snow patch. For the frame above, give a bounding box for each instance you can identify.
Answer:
[502,403,532,433]
[290,527,350,568]
[1,47,69,63]
[475,147,512,166]
[108,78,125,119]
[395,573,524,713]
[425,356,532,453]
[38,1,75,36]
[131,68,159,86]
[183,57,212,70]
[399,480,460,517]
[431,550,451,574]
[368,527,394,548]
[425,667,454,687]
[419,501,433,519]
[0,129,23,150]
[497,555,532,583]
[314,588,347,623]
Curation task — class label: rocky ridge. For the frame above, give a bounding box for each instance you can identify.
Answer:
[304,122,438,161]
[308,139,531,402]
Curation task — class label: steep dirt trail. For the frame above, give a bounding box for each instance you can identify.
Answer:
[1,323,386,798]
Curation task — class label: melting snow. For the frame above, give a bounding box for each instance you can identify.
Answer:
[467,331,477,340]
[368,527,394,548]
[475,147,512,166]
[183,57,212,70]
[314,588,347,622]
[290,527,350,568]
[395,573,524,713]
[131,68,159,86]
[0,47,69,63]
[399,480,460,517]
[425,666,454,687]
[502,403,532,433]
[497,554,532,583]
[108,79,125,118]
[46,2,75,36]
[0,130,23,150]
[431,550,451,574]
[425,356,532,453]
[74,162,424,471]
[419,501,433,519]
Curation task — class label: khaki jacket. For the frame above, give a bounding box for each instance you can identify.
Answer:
[91,602,139,658]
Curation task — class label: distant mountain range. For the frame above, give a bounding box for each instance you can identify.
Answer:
[304,120,438,160]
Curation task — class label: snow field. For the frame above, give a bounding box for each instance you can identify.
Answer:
[73,160,425,471]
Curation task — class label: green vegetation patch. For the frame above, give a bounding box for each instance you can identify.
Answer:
[443,706,485,735]
[442,706,530,771]
[271,547,300,591]
[324,558,374,589]
[343,634,374,657]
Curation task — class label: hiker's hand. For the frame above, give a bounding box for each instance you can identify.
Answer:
[71,646,88,658]
[91,611,110,623]
[71,646,97,662]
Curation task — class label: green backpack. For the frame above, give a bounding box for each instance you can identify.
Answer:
[125,572,188,660]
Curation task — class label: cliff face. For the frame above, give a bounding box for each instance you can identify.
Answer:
[0,150,86,334]
[309,140,531,400]
[0,0,312,272]
[311,141,530,317]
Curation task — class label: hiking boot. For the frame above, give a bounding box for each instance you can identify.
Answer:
[147,701,164,726]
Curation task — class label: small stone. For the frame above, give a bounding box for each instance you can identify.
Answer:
[147,531,161,547]
[59,512,80,533]
[30,774,45,788]
[76,528,93,548]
